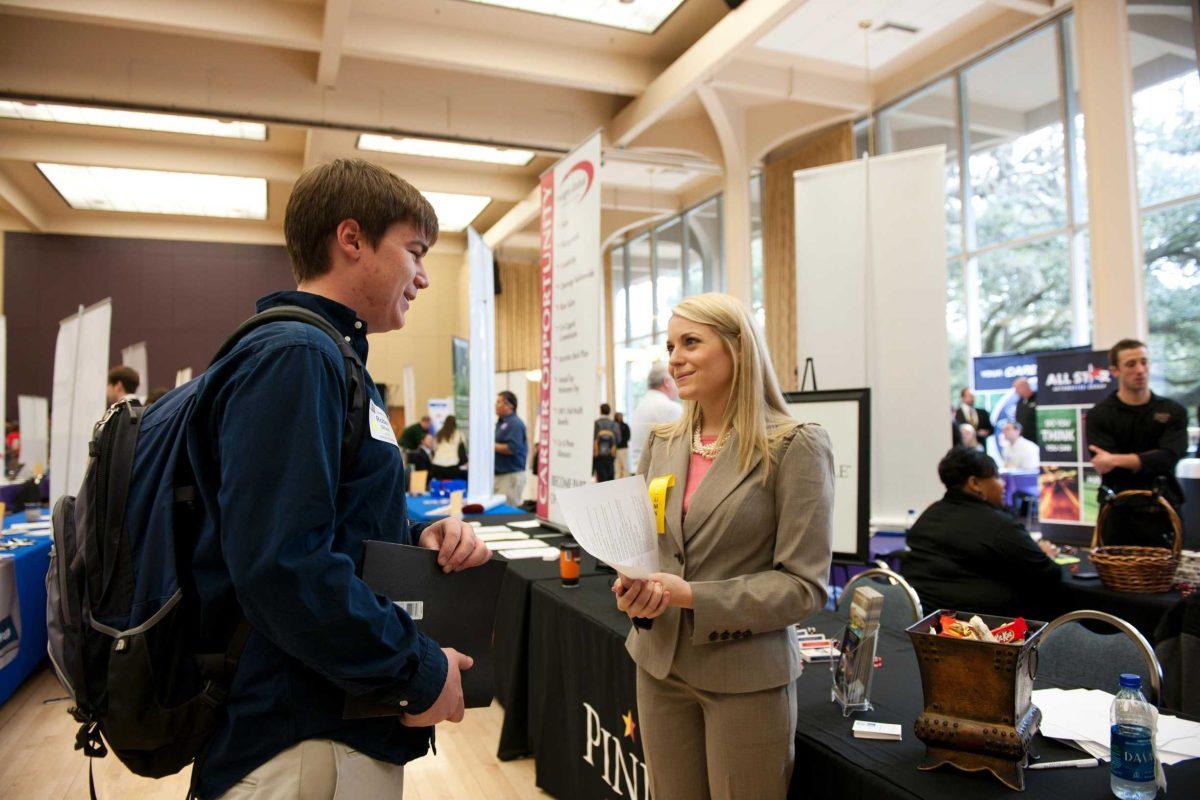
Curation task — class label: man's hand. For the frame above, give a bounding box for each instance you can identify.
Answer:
[401,648,473,727]
[418,518,491,573]
[1089,445,1140,476]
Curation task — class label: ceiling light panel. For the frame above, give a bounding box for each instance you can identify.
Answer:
[357,134,535,166]
[0,101,266,140]
[422,191,491,233]
[460,0,685,34]
[38,163,268,220]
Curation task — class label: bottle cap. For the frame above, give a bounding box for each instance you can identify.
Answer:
[1119,673,1142,689]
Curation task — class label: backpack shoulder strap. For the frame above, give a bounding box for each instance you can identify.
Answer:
[210,305,368,469]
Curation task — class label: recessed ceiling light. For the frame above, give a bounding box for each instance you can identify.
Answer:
[422,191,491,233]
[460,0,685,34]
[357,134,535,166]
[0,101,266,140]
[37,163,268,220]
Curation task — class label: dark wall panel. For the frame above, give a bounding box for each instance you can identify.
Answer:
[4,232,294,419]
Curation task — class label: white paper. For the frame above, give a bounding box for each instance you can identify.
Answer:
[474,525,518,534]
[477,532,533,543]
[488,539,553,551]
[508,520,543,529]
[499,547,561,560]
[1034,688,1200,763]
[556,475,658,579]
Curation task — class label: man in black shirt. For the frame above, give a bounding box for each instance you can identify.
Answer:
[1013,378,1038,444]
[1087,338,1188,507]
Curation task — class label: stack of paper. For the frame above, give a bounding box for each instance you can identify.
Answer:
[1033,688,1200,765]
[556,476,657,579]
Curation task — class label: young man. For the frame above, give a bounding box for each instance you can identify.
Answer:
[493,390,527,506]
[593,403,619,482]
[179,159,490,799]
[105,365,141,406]
[1088,338,1188,508]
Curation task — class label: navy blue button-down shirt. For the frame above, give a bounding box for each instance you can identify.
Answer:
[172,291,448,799]
[494,413,527,475]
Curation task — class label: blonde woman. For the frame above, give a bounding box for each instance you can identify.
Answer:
[612,293,833,799]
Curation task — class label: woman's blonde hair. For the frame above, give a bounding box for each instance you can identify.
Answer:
[653,293,796,474]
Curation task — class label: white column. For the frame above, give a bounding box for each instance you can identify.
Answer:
[1075,0,1147,346]
[697,84,753,305]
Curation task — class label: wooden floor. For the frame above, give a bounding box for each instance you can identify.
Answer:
[0,667,547,799]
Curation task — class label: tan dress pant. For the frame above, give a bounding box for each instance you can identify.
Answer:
[635,667,797,800]
[218,739,405,800]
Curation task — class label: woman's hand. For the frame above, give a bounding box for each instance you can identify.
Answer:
[1038,539,1061,559]
[613,575,671,619]
[649,572,694,609]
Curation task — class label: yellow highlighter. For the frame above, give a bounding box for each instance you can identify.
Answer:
[647,475,675,535]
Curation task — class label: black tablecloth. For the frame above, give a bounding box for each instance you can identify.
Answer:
[492,520,609,760]
[513,575,1200,799]
[1053,552,1182,640]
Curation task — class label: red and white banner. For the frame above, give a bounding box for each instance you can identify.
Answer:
[537,133,603,525]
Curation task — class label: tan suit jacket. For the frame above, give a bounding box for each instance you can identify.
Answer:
[626,423,834,694]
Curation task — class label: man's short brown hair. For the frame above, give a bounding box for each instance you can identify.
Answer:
[284,158,439,283]
[1109,338,1147,367]
[107,365,140,394]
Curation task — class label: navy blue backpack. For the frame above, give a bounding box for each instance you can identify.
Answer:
[46,307,368,788]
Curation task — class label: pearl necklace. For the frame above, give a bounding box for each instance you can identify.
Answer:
[691,420,731,459]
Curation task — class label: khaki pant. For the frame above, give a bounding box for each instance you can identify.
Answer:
[636,667,797,800]
[495,471,526,507]
[218,739,405,800]
[615,448,630,479]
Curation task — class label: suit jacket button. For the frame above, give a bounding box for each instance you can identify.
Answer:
[720,631,730,640]
[709,631,718,642]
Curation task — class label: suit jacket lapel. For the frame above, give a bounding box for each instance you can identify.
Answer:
[682,432,762,542]
[661,433,690,559]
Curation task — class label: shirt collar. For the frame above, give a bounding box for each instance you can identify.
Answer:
[256,290,369,361]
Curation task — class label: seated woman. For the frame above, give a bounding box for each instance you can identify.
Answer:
[900,447,1062,620]
[429,414,467,481]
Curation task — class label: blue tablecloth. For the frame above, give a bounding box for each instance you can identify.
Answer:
[406,495,525,522]
[0,509,52,706]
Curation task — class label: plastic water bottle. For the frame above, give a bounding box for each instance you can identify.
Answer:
[1110,673,1157,800]
[905,508,917,531]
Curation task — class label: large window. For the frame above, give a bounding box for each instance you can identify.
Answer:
[869,15,1090,398]
[609,196,725,414]
[1130,0,1200,408]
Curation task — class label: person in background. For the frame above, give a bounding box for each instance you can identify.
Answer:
[106,365,141,407]
[5,420,19,476]
[999,420,1040,471]
[954,387,992,443]
[628,362,682,470]
[494,391,527,506]
[900,447,1061,620]
[614,293,833,799]
[1013,378,1038,444]
[593,403,620,483]
[400,415,432,451]
[407,432,437,475]
[430,415,467,481]
[958,423,982,452]
[614,411,631,479]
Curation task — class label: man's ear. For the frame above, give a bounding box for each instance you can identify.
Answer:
[334,219,363,261]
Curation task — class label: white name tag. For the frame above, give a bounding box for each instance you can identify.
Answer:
[368,401,398,447]
[394,600,423,620]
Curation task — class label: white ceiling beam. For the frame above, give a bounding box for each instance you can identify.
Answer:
[345,16,659,97]
[712,59,871,112]
[0,131,302,182]
[0,169,46,231]
[316,0,354,87]
[608,0,807,147]
[482,186,539,250]
[0,0,322,52]
[1128,13,1198,60]
[983,0,1055,15]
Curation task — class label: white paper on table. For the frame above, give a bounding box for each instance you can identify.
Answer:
[1034,688,1200,763]
[556,475,658,579]
[499,547,561,560]
[477,532,531,543]
[508,520,543,529]
[474,525,517,534]
[486,539,548,551]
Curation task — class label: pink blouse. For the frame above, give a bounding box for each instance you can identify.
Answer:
[682,435,717,517]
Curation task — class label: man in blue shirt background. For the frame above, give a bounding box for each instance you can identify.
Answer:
[178,158,491,799]
[493,390,528,506]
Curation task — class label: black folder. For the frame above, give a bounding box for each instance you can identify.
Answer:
[346,541,509,717]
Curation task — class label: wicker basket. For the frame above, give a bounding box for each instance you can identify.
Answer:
[1089,490,1182,594]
